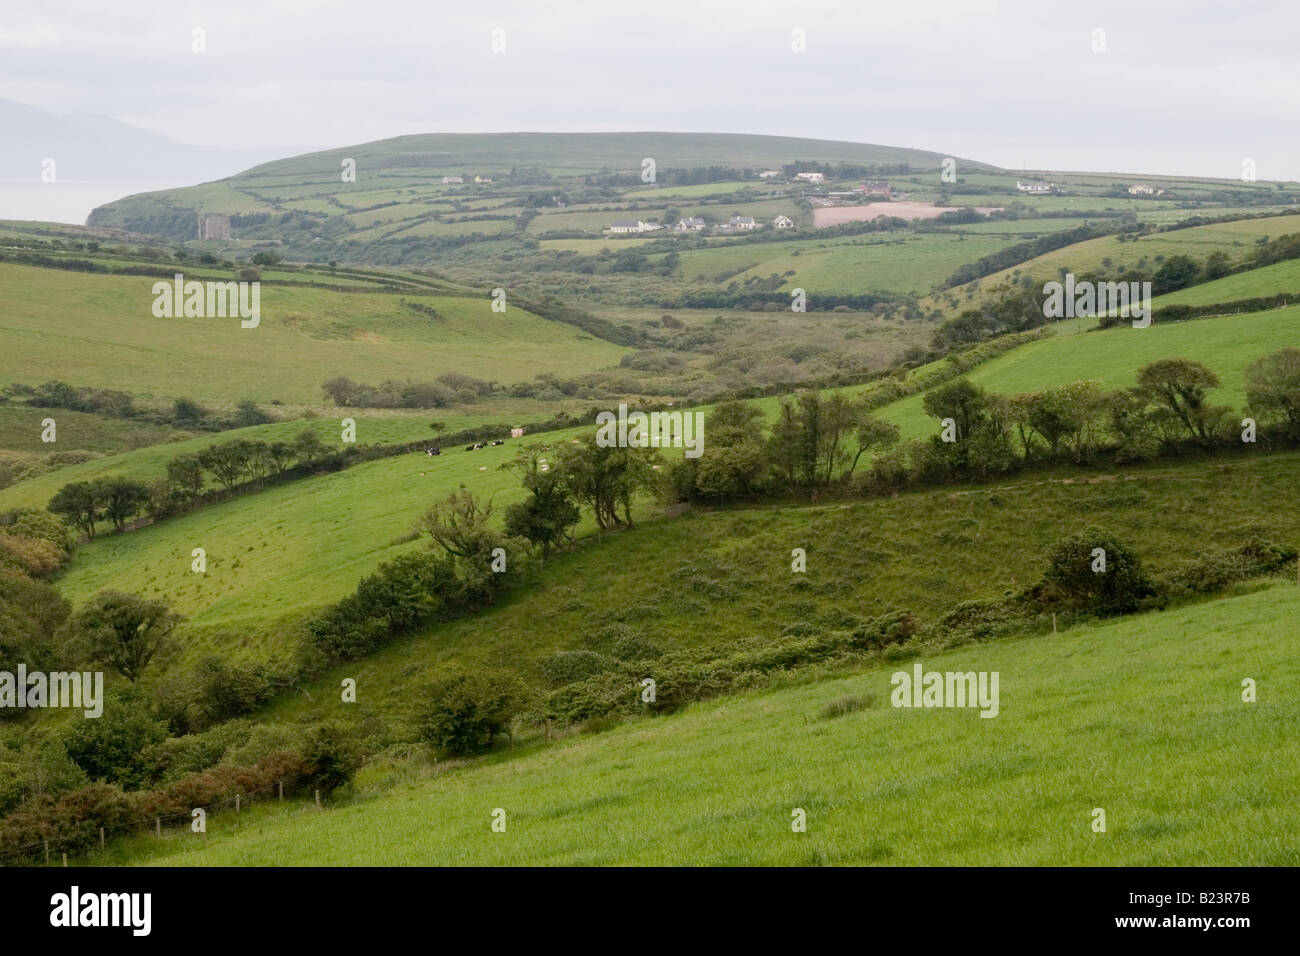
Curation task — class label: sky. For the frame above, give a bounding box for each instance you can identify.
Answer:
[3,0,1298,185]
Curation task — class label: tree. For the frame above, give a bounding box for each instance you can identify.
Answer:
[1137,359,1225,442]
[418,488,511,603]
[845,414,901,477]
[555,435,660,530]
[416,671,522,757]
[1039,530,1156,616]
[1152,255,1200,295]
[95,477,149,532]
[267,441,296,474]
[321,377,359,406]
[69,591,182,682]
[172,397,204,426]
[293,430,327,467]
[231,399,270,428]
[166,454,204,499]
[48,481,103,540]
[199,440,253,490]
[1246,347,1300,440]
[501,445,580,557]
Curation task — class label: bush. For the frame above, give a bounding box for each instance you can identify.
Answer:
[1038,529,1157,616]
[300,721,362,793]
[416,671,523,757]
[539,650,614,685]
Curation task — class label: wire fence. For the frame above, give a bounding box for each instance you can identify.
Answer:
[0,779,325,867]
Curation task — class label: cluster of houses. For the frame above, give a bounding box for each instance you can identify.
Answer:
[440,174,493,184]
[607,214,794,234]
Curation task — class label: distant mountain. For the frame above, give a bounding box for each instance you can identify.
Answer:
[0,99,306,184]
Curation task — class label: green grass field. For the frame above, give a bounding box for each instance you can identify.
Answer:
[1151,258,1300,308]
[99,582,1300,866]
[0,262,627,405]
[872,304,1296,444]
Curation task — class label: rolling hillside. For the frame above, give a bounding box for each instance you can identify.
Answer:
[105,584,1300,866]
[0,261,626,406]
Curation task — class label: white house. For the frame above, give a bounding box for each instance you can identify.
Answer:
[759,170,782,179]
[474,175,493,184]
[729,215,758,230]
[772,215,794,229]
[1016,179,1053,193]
[441,175,464,184]
[607,220,661,234]
[795,172,825,184]
[675,216,707,232]
[1128,184,1165,196]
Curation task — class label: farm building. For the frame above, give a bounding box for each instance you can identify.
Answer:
[1016,179,1054,193]
[795,172,825,184]
[607,220,661,233]
[759,170,782,178]
[674,216,707,232]
[859,181,891,196]
[728,215,758,230]
[441,175,464,184]
[1128,184,1165,196]
[772,215,794,229]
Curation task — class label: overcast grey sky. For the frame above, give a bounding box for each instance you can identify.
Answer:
[4,0,1299,181]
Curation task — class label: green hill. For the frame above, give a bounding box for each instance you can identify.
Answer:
[105,583,1300,866]
[0,262,626,407]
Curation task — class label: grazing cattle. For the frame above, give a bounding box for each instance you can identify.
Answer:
[490,439,504,446]
[466,444,475,452]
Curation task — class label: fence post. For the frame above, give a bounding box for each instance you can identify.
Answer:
[44,839,49,864]
[315,789,321,809]
[1052,613,1057,634]
[100,827,105,851]
[236,793,241,814]
[62,852,67,867]
[278,780,284,801]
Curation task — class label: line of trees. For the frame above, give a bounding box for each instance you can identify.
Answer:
[48,431,331,539]
[670,348,1300,503]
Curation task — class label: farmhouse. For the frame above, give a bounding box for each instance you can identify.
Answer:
[759,170,782,178]
[1016,179,1053,193]
[441,175,464,184]
[728,215,757,230]
[607,220,661,233]
[1128,184,1165,196]
[795,172,825,184]
[674,216,706,232]
[859,181,891,196]
[772,215,794,229]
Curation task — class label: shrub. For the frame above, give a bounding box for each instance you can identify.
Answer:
[416,671,523,756]
[539,650,614,685]
[300,721,363,793]
[1038,529,1157,616]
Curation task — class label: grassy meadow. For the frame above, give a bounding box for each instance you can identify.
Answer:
[96,583,1300,866]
